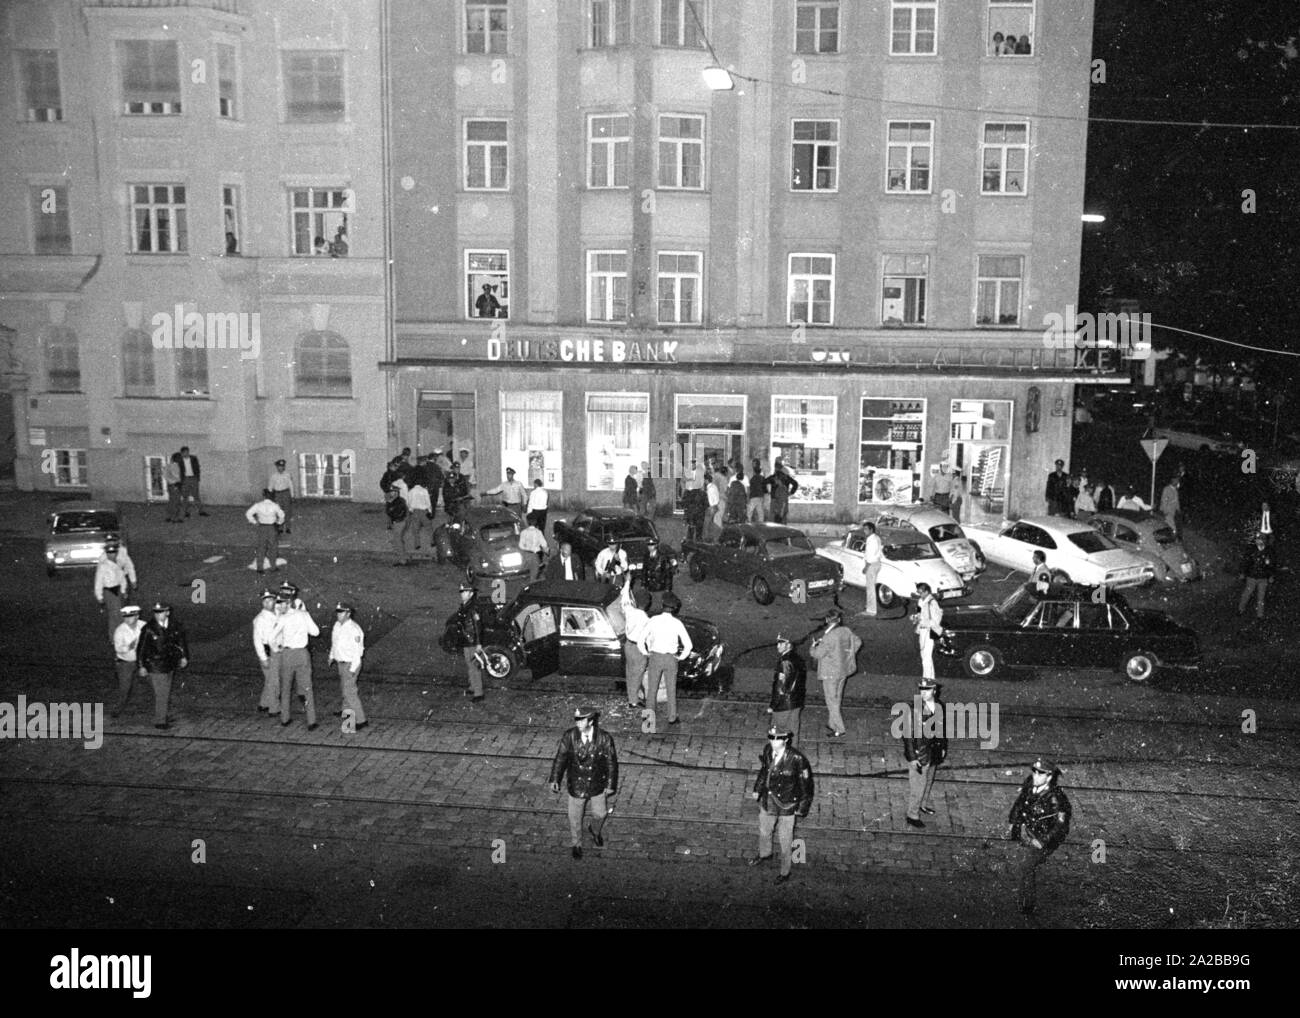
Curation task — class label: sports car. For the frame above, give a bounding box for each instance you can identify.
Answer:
[816,526,968,608]
[962,516,1154,588]
[870,504,987,580]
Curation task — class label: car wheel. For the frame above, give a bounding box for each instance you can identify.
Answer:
[752,575,775,605]
[481,645,519,681]
[1122,651,1157,683]
[876,585,898,609]
[688,554,706,582]
[963,644,1003,679]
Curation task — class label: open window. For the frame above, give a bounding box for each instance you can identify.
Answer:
[560,606,615,639]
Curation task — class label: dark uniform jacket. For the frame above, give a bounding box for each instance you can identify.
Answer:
[449,599,483,648]
[138,619,190,673]
[753,744,814,817]
[769,649,807,712]
[1095,485,1116,512]
[1008,777,1072,854]
[1045,470,1068,510]
[724,479,748,523]
[901,697,949,767]
[1241,545,1276,579]
[549,727,618,798]
[442,472,470,514]
[544,554,587,582]
[641,553,674,593]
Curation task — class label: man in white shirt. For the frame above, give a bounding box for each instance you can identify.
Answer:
[94,537,137,643]
[640,595,692,728]
[620,578,651,708]
[1117,486,1152,511]
[273,596,320,730]
[913,582,944,681]
[526,479,550,529]
[518,519,549,580]
[246,489,286,574]
[858,522,885,617]
[1258,500,1274,547]
[111,605,144,718]
[267,458,295,534]
[594,539,628,583]
[252,589,280,714]
[403,480,433,552]
[486,467,527,516]
[704,474,721,540]
[329,603,368,731]
[457,446,475,485]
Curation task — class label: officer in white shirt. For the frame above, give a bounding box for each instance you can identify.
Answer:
[620,576,651,708]
[913,582,945,681]
[94,537,137,643]
[594,539,629,582]
[246,489,286,574]
[518,520,549,580]
[252,589,280,714]
[486,467,527,516]
[526,479,550,529]
[267,458,295,533]
[640,595,692,727]
[273,596,320,730]
[329,603,368,731]
[111,605,144,718]
[858,522,885,617]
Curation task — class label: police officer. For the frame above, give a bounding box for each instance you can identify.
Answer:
[443,461,471,521]
[901,676,947,829]
[768,633,807,743]
[136,602,189,730]
[111,605,144,718]
[329,602,368,731]
[246,488,286,574]
[1007,758,1072,917]
[94,537,137,644]
[450,582,486,702]
[273,593,320,730]
[549,705,619,859]
[749,727,814,883]
[252,589,280,714]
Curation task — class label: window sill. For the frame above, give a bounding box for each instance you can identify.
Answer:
[656,188,709,195]
[789,188,840,196]
[791,50,845,59]
[291,395,355,400]
[125,252,191,259]
[982,55,1040,64]
[883,191,933,198]
[887,52,940,59]
[979,192,1029,199]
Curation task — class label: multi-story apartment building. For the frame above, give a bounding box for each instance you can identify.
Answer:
[0,0,387,503]
[387,0,1110,523]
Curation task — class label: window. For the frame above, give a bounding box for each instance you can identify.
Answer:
[466,1,509,54]
[795,1,840,54]
[591,0,631,47]
[890,1,936,55]
[589,114,630,188]
[299,452,353,498]
[981,122,1028,194]
[787,253,835,325]
[587,392,648,490]
[658,115,704,189]
[222,185,241,255]
[660,0,706,48]
[886,121,932,193]
[989,0,1034,56]
[144,455,168,502]
[674,394,746,498]
[561,606,614,639]
[465,119,509,190]
[130,185,187,254]
[657,252,702,325]
[295,331,352,397]
[466,250,509,319]
[791,120,838,191]
[175,345,209,396]
[949,399,1013,525]
[283,51,344,122]
[118,40,181,114]
[51,449,88,488]
[216,43,237,118]
[881,254,928,326]
[501,391,562,487]
[44,327,80,392]
[18,49,62,121]
[31,185,70,254]
[122,329,155,396]
[290,188,350,257]
[587,250,628,323]
[859,398,925,504]
[976,255,1023,326]
[771,397,836,503]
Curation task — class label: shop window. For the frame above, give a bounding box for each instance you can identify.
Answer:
[859,397,925,504]
[299,451,354,498]
[587,392,648,490]
[502,390,562,489]
[950,399,1013,525]
[771,396,836,503]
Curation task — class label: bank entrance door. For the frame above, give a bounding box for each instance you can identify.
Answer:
[417,391,477,479]
[672,394,746,512]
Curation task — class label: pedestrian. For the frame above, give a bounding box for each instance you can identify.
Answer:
[1237,533,1275,619]
[1007,758,1072,917]
[682,483,707,541]
[544,541,587,581]
[768,458,800,524]
[637,466,657,519]
[747,458,769,522]
[456,446,475,486]
[329,603,368,731]
[449,582,487,701]
[622,465,639,510]
[1062,474,1080,518]
[442,461,471,520]
[549,705,619,859]
[858,521,884,617]
[725,468,748,524]
[277,580,307,612]
[1031,549,1052,593]
[267,458,294,534]
[485,467,526,516]
[620,578,651,708]
[1074,474,1096,517]
[136,602,189,730]
[1093,477,1116,512]
[171,446,208,517]
[1256,500,1274,548]
[1159,475,1182,537]
[931,459,954,512]
[900,676,947,828]
[273,594,319,730]
[94,536,137,644]
[768,634,807,743]
[518,517,548,580]
[642,542,675,594]
[594,538,628,583]
[702,472,720,540]
[252,589,280,715]
[403,479,433,554]
[808,607,861,738]
[245,489,285,574]
[748,727,814,883]
[526,478,549,529]
[912,582,943,681]
[1044,459,1069,516]
[110,605,144,718]
[385,489,411,565]
[949,471,965,523]
[164,457,183,522]
[1116,485,1151,511]
[640,593,692,728]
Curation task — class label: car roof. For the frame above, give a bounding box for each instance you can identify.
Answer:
[1091,509,1164,527]
[51,501,117,515]
[873,504,956,526]
[729,522,805,539]
[581,507,642,520]
[464,507,522,524]
[514,580,618,607]
[875,526,929,545]
[1008,516,1092,536]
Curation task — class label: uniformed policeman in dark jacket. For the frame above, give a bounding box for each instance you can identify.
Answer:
[641,543,675,594]
[549,705,619,859]
[442,462,471,521]
[136,602,189,730]
[901,677,947,828]
[767,634,806,743]
[749,727,814,882]
[1007,758,1072,916]
[448,582,486,701]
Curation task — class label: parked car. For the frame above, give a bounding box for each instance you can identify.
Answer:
[456,580,726,685]
[938,581,1200,682]
[45,501,122,576]
[870,504,987,580]
[552,507,678,575]
[815,526,968,609]
[1088,510,1201,583]
[1153,419,1244,456]
[963,516,1154,588]
[683,523,842,605]
[433,506,531,580]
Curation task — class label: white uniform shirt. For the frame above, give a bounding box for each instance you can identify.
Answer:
[595,547,628,576]
[526,486,549,512]
[623,603,651,645]
[330,618,365,668]
[267,469,294,494]
[252,608,278,663]
[406,484,432,512]
[246,498,285,525]
[273,609,320,650]
[94,548,137,601]
[114,620,142,662]
[487,478,526,504]
[641,613,692,659]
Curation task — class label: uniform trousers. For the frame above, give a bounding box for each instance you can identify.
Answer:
[1017,839,1051,913]
[567,791,609,847]
[146,670,173,726]
[1238,577,1269,618]
[254,523,280,572]
[101,587,124,643]
[463,647,484,697]
[645,652,679,724]
[271,490,293,531]
[757,807,796,876]
[906,760,938,820]
[336,661,366,725]
[113,658,137,716]
[918,632,936,679]
[258,653,281,711]
[623,641,647,704]
[279,647,316,725]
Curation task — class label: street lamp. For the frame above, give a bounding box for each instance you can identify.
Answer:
[702,65,734,90]
[1081,213,1106,223]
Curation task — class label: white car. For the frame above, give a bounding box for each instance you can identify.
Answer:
[871,504,987,581]
[963,516,1154,589]
[1153,420,1244,456]
[816,526,968,609]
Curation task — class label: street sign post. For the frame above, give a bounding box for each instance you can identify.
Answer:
[1140,437,1168,507]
